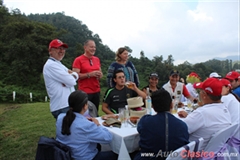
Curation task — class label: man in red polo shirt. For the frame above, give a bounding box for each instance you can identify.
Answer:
[72,40,103,111]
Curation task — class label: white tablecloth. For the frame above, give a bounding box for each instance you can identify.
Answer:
[97,107,187,160]
[97,117,139,160]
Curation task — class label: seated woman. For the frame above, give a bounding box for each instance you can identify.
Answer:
[134,89,189,160]
[56,90,117,160]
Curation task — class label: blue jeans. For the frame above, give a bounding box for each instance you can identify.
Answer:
[51,107,69,119]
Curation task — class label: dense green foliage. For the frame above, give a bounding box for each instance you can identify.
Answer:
[0,2,237,103]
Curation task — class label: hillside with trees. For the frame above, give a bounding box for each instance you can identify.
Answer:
[0,0,236,103]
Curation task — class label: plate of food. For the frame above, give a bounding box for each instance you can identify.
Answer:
[102,118,121,128]
[101,114,118,120]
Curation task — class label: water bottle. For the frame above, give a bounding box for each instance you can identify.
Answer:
[145,88,152,115]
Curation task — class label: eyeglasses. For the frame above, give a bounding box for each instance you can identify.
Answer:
[89,59,93,66]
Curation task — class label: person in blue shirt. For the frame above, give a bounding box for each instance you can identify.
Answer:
[225,71,240,98]
[56,90,117,160]
[134,89,189,160]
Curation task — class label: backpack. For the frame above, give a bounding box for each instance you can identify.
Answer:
[35,136,72,160]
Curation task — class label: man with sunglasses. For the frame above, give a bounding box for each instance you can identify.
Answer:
[224,71,240,98]
[102,70,146,114]
[43,39,79,119]
[72,40,103,112]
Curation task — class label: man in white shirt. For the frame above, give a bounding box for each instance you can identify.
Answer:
[163,70,195,105]
[43,39,79,119]
[178,78,231,150]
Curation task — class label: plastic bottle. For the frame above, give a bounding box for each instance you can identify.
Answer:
[145,88,152,115]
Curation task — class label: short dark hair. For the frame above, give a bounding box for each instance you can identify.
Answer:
[207,93,222,101]
[113,70,124,79]
[151,88,172,112]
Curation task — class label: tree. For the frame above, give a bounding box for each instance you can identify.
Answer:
[124,46,132,53]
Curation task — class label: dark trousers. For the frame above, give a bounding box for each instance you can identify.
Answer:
[93,151,118,160]
[51,107,69,120]
[87,92,100,111]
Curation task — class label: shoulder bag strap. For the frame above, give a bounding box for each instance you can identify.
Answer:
[165,112,169,151]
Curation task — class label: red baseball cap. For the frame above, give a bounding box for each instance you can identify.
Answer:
[49,39,68,49]
[189,72,200,78]
[220,79,232,89]
[193,78,223,96]
[225,71,240,80]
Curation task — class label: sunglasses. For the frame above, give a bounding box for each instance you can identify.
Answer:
[89,59,93,66]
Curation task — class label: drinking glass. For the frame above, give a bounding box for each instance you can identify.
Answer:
[118,108,125,123]
[171,99,178,114]
[125,81,133,89]
[123,109,129,127]
[187,99,193,109]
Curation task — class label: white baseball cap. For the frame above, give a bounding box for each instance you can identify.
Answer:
[209,72,221,78]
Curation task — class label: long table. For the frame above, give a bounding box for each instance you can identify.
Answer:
[98,108,186,160]
[97,117,139,160]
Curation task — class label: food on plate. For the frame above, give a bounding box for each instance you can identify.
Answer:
[101,114,118,120]
[177,102,184,108]
[130,116,140,124]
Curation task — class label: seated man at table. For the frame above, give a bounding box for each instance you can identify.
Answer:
[102,70,146,114]
[134,89,189,160]
[162,70,197,104]
[178,78,231,150]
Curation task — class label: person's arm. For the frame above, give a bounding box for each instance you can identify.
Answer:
[102,102,114,114]
[183,85,196,101]
[182,110,204,134]
[129,61,140,87]
[142,87,147,95]
[131,82,147,99]
[72,68,102,80]
[47,64,77,87]
[85,120,113,144]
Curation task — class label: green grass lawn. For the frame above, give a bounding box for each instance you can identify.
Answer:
[0,103,105,160]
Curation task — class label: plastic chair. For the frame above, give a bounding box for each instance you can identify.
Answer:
[204,123,238,152]
[166,141,196,160]
[192,137,204,160]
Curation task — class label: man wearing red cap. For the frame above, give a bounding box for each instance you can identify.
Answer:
[178,78,231,150]
[72,40,103,112]
[225,71,240,98]
[43,39,79,119]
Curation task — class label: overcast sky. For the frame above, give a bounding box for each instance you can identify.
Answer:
[3,0,239,65]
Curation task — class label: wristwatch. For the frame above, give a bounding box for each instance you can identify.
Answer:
[87,73,90,78]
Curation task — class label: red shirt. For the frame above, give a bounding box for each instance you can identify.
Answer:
[172,84,190,97]
[72,55,101,93]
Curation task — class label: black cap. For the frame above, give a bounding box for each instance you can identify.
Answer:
[170,70,179,76]
[149,73,159,79]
